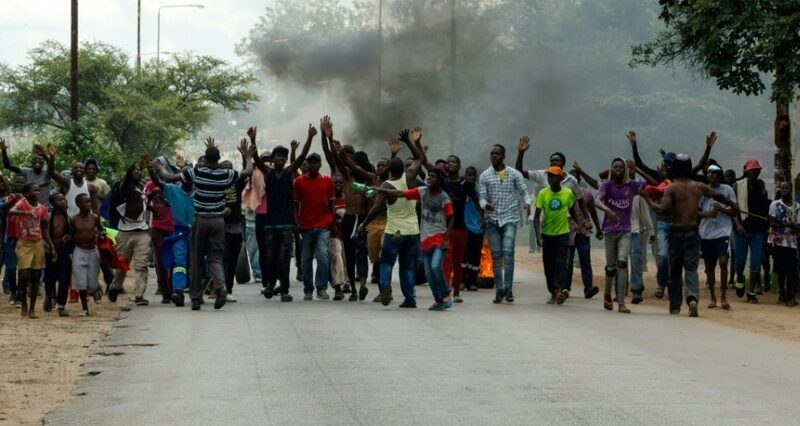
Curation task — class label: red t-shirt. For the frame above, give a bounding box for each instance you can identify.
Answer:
[13,198,48,241]
[293,173,335,230]
[145,181,175,232]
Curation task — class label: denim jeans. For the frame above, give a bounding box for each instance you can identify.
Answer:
[734,232,764,274]
[301,228,331,293]
[379,233,420,305]
[244,219,261,279]
[629,232,646,292]
[567,233,593,293]
[263,227,294,291]
[604,231,631,304]
[486,221,517,295]
[667,226,700,311]
[423,247,449,302]
[656,221,670,289]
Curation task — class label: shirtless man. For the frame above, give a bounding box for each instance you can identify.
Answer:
[71,193,105,316]
[641,154,737,317]
[45,193,74,316]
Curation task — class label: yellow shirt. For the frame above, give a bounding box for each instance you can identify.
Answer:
[384,174,419,236]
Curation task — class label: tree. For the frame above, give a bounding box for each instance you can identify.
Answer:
[0,40,258,156]
[631,1,800,184]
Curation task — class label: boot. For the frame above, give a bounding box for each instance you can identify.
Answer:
[19,284,28,317]
[28,290,38,318]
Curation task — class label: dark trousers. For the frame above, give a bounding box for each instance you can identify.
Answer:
[342,213,368,285]
[150,227,172,298]
[542,234,570,296]
[224,231,243,293]
[567,234,593,294]
[667,226,701,311]
[264,228,294,291]
[45,246,72,308]
[462,231,484,287]
[189,216,226,301]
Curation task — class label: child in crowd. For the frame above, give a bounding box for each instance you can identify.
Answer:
[71,193,105,316]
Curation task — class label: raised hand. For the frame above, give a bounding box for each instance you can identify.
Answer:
[247,126,257,143]
[330,139,343,153]
[626,131,637,146]
[389,138,403,156]
[290,140,299,151]
[398,129,411,143]
[175,154,185,168]
[237,138,250,156]
[518,136,531,153]
[320,115,333,139]
[0,137,6,151]
[572,161,582,171]
[411,126,423,144]
[307,123,318,139]
[205,137,216,148]
[47,143,57,158]
[706,131,717,147]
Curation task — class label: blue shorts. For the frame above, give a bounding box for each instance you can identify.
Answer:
[701,237,729,263]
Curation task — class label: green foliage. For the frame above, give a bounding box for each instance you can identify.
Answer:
[0,40,258,163]
[631,1,800,103]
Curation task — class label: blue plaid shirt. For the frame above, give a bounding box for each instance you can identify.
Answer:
[478,166,530,227]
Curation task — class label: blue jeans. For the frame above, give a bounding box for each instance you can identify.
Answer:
[486,221,517,295]
[656,221,670,289]
[301,228,331,293]
[567,234,593,293]
[630,232,645,292]
[734,232,764,274]
[380,233,420,305]
[244,220,261,279]
[422,247,449,302]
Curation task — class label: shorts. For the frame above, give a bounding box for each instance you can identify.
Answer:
[701,237,729,263]
[72,247,101,292]
[16,239,45,270]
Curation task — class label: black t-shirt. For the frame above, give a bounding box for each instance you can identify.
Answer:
[265,169,295,227]
[740,179,770,234]
[442,177,477,230]
[224,178,246,225]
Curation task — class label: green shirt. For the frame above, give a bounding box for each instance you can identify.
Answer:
[535,186,575,236]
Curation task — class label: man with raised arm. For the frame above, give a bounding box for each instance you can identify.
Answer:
[480,144,530,304]
[37,144,96,216]
[641,154,737,317]
[249,125,314,302]
[0,137,51,206]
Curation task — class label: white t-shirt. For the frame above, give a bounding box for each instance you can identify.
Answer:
[699,184,736,240]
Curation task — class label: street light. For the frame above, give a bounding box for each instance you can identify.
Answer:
[157,4,204,66]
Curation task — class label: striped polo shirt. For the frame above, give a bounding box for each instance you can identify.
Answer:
[181,167,238,216]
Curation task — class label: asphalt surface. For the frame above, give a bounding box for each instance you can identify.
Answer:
[45,265,800,425]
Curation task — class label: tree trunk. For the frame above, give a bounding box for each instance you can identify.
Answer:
[775,100,791,186]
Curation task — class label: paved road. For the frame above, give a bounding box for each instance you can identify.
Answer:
[46,266,800,425]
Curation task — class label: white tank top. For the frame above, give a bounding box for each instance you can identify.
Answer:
[66,178,89,217]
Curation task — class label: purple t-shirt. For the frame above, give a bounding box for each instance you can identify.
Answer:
[598,180,645,233]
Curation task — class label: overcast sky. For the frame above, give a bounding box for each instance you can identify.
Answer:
[0,0,277,68]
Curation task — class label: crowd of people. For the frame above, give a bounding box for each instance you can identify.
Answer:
[1,117,797,319]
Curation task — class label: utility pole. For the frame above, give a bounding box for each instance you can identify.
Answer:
[136,0,141,74]
[70,0,79,121]
[377,0,383,108]
[449,0,456,153]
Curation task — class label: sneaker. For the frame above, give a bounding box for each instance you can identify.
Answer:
[304,291,313,301]
[171,292,185,307]
[746,292,758,304]
[79,310,90,317]
[254,277,262,283]
[453,295,463,303]
[317,289,330,300]
[226,294,237,303]
[584,286,600,299]
[191,299,201,311]
[380,285,393,306]
[428,302,442,311]
[358,284,369,301]
[93,288,103,303]
[43,297,53,312]
[348,292,358,301]
[688,300,698,317]
[281,294,294,302]
[556,290,568,305]
[135,297,149,306]
[107,287,120,303]
[439,300,453,310]
[342,284,351,293]
[58,308,69,317]
[505,292,515,303]
[735,283,745,298]
[398,300,417,308]
[493,292,503,304]
[631,291,643,304]
[214,289,227,310]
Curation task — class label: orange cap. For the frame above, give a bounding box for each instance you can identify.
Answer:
[744,159,762,172]
[547,166,562,175]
